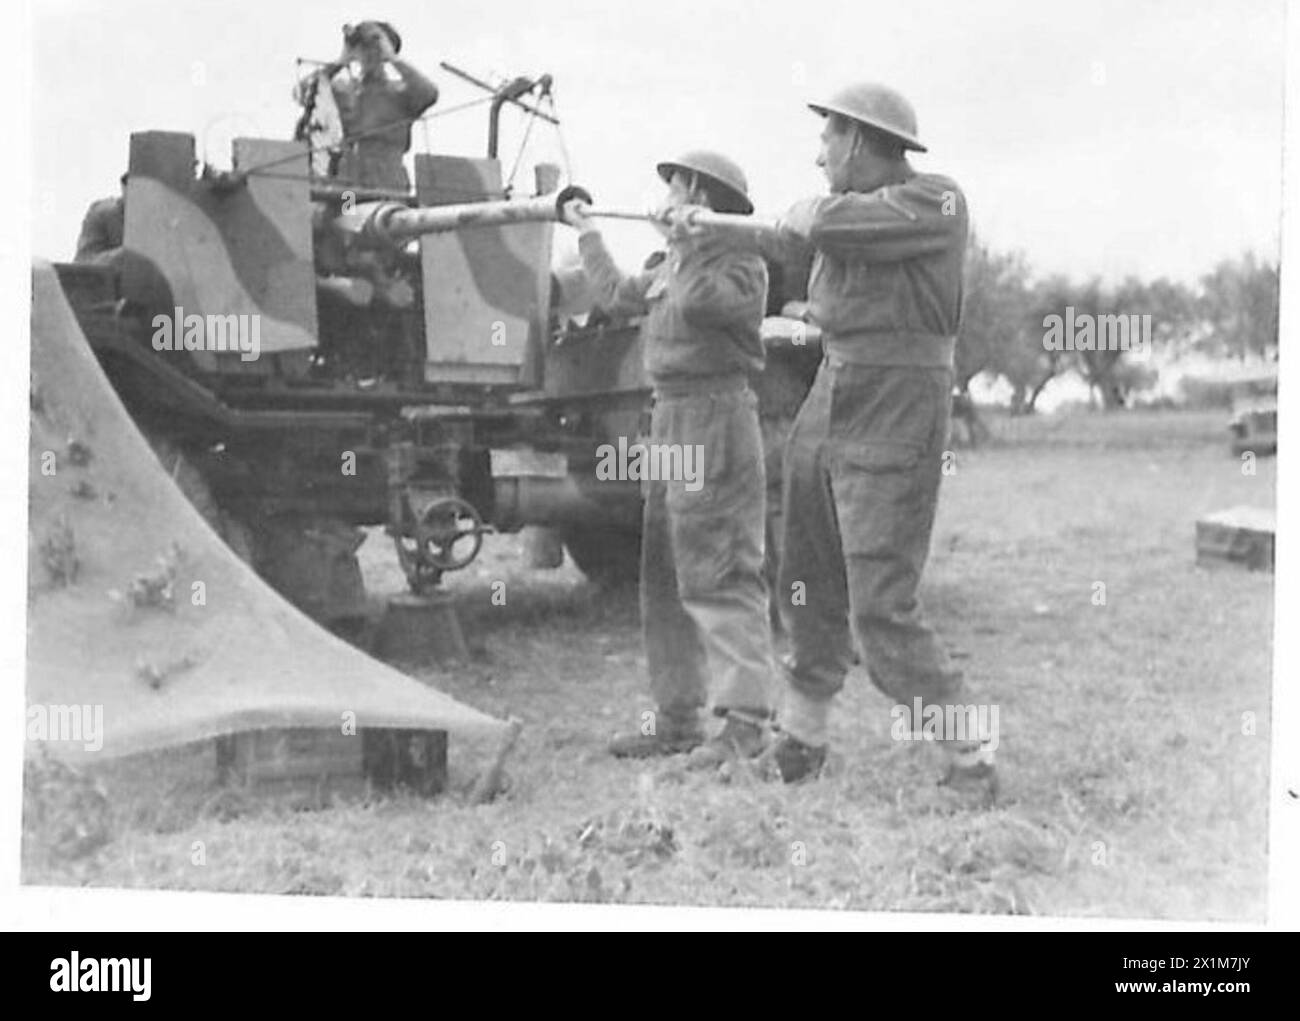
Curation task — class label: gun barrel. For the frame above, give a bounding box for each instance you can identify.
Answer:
[335,195,562,243]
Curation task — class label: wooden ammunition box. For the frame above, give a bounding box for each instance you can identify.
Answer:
[215,728,364,798]
[215,726,447,799]
[1195,506,1275,572]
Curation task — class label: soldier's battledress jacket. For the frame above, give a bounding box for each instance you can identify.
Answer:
[769,164,971,729]
[577,231,768,386]
[575,229,776,719]
[331,62,439,190]
[774,166,966,361]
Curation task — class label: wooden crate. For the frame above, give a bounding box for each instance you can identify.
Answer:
[216,727,364,790]
[215,727,446,798]
[1195,506,1275,572]
[1229,399,1278,456]
[362,729,447,796]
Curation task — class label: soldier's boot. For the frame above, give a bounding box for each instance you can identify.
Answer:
[608,712,705,759]
[762,731,828,784]
[685,711,768,771]
[937,742,1000,808]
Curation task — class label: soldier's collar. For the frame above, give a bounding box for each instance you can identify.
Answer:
[844,159,915,195]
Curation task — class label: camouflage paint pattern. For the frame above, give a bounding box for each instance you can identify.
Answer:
[414,154,556,387]
[122,132,319,363]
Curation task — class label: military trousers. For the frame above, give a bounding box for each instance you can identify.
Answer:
[778,356,963,740]
[641,378,775,721]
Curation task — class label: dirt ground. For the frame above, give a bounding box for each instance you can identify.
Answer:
[23,410,1274,920]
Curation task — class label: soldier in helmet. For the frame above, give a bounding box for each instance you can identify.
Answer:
[690,83,998,798]
[558,152,778,769]
[325,20,439,191]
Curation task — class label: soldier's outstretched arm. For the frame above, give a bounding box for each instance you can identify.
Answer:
[678,253,768,330]
[676,205,810,268]
[394,59,440,116]
[576,230,654,318]
[559,197,653,317]
[786,176,967,262]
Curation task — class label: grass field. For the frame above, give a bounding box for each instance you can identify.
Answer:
[23,409,1275,920]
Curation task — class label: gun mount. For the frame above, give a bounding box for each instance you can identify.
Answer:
[50,65,819,632]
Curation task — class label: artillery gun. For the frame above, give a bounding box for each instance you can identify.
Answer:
[50,65,820,630]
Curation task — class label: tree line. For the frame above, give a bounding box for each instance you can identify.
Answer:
[956,241,1279,412]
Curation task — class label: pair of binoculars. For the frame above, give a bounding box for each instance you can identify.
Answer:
[342,24,375,49]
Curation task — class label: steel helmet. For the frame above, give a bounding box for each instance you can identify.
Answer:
[656,150,753,214]
[808,83,926,152]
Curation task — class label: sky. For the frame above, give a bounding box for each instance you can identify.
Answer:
[27,0,1286,284]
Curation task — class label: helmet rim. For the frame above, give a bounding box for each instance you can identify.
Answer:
[655,152,754,215]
